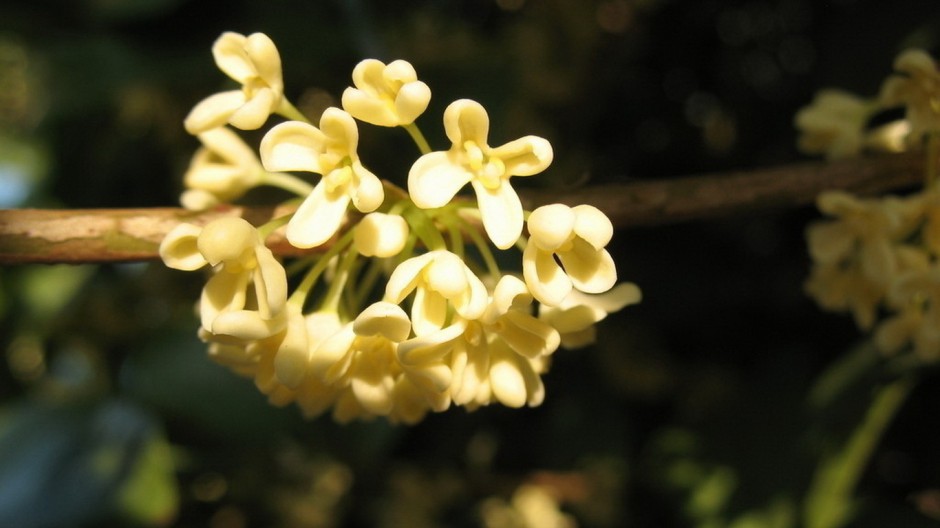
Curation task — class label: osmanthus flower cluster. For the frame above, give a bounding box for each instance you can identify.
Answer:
[802,49,940,362]
[161,32,640,424]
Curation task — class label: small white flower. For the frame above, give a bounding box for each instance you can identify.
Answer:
[185,32,284,134]
[260,108,384,248]
[181,127,265,210]
[523,203,617,306]
[794,89,876,160]
[159,217,288,340]
[880,49,940,144]
[341,59,431,127]
[384,250,489,335]
[408,99,553,249]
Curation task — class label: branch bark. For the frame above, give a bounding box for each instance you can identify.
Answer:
[0,152,924,265]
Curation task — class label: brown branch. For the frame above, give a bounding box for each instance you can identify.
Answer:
[0,152,924,265]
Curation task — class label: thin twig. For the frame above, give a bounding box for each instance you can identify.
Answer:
[0,152,923,265]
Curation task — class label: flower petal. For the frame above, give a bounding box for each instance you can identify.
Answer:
[319,107,359,154]
[184,90,245,134]
[354,301,412,342]
[245,32,282,90]
[498,310,560,358]
[350,162,384,212]
[527,204,575,252]
[489,135,553,177]
[312,324,356,384]
[253,246,288,319]
[523,244,571,306]
[200,270,249,329]
[212,32,252,82]
[285,182,350,248]
[489,348,527,408]
[472,179,524,250]
[395,81,431,125]
[159,223,207,271]
[559,240,618,294]
[341,88,396,126]
[572,204,613,250]
[398,320,467,365]
[408,151,472,208]
[212,309,287,341]
[229,87,275,130]
[273,309,311,388]
[443,99,489,147]
[412,288,449,336]
[260,120,325,173]
[384,252,435,303]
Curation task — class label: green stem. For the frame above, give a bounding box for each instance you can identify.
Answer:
[321,245,359,314]
[459,212,501,279]
[258,214,292,238]
[276,99,311,124]
[288,229,355,310]
[803,375,916,528]
[403,123,432,155]
[261,171,315,197]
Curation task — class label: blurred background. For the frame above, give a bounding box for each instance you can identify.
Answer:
[2,0,940,526]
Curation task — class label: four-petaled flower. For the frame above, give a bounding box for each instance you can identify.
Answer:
[342,59,431,127]
[181,127,265,210]
[384,250,489,336]
[160,217,288,341]
[185,32,285,134]
[408,99,553,249]
[523,203,617,307]
[880,49,940,144]
[261,108,384,248]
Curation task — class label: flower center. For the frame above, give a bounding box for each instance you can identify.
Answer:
[463,141,505,190]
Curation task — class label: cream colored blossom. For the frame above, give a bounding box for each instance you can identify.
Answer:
[874,266,940,361]
[880,49,940,144]
[160,217,288,340]
[185,32,284,134]
[180,127,265,210]
[523,203,617,307]
[540,282,642,349]
[308,302,450,420]
[341,59,431,126]
[354,212,409,257]
[385,250,489,336]
[397,276,559,409]
[260,108,384,248]
[481,483,576,528]
[408,99,553,249]
[794,89,876,160]
[805,191,929,330]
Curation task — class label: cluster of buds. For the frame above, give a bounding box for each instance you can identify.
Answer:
[794,49,940,160]
[160,32,640,424]
[802,49,940,362]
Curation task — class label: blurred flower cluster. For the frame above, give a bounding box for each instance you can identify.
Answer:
[802,49,940,362]
[160,32,640,424]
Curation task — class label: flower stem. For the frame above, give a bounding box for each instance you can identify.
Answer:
[288,230,355,310]
[403,123,432,155]
[258,213,292,239]
[803,375,916,528]
[262,171,315,197]
[276,99,311,124]
[459,212,501,279]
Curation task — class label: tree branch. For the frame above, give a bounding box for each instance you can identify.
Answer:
[0,152,924,265]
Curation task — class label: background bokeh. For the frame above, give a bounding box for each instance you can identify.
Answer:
[3,0,940,526]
